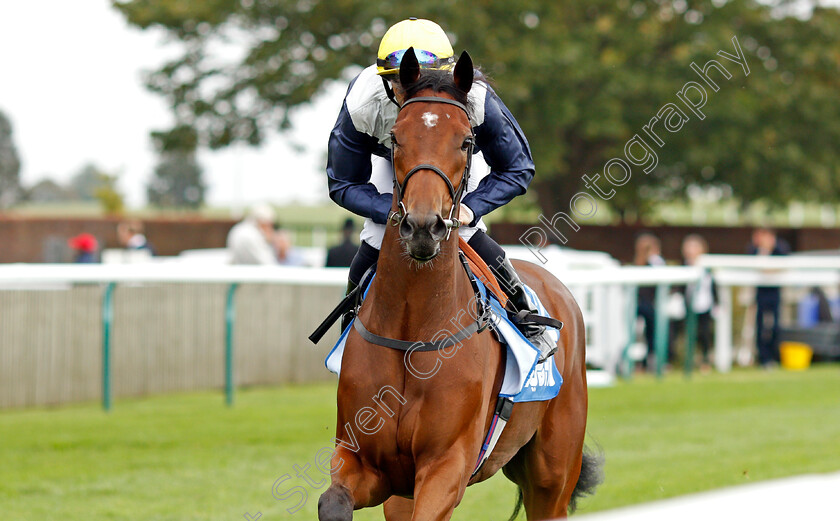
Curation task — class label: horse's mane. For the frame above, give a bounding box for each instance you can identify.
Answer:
[402,68,489,113]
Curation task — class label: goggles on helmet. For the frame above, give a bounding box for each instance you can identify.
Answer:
[376,48,455,74]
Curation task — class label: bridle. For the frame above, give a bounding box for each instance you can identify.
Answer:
[336,97,495,365]
[387,96,475,240]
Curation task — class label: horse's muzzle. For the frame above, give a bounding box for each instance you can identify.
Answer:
[399,212,447,261]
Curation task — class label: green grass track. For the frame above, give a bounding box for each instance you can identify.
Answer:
[1,366,838,520]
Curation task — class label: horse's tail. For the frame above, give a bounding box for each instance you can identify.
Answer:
[569,445,605,513]
[507,486,523,521]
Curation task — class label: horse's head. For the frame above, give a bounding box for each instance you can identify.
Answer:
[390,48,475,262]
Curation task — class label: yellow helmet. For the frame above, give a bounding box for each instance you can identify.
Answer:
[376,18,455,77]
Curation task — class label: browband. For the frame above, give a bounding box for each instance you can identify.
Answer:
[400,96,470,119]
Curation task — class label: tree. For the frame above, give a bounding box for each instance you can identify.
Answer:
[65,163,126,212]
[0,109,21,208]
[147,151,206,208]
[114,0,840,219]
[24,179,75,203]
[94,172,126,215]
[70,163,109,201]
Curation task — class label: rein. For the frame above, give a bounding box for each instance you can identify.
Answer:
[387,96,475,240]
[354,253,492,353]
[352,95,489,352]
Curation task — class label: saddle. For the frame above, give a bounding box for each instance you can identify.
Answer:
[457,238,509,308]
[459,240,561,333]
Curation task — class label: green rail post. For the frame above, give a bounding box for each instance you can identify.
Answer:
[102,282,116,412]
[683,274,704,378]
[225,283,239,407]
[620,285,639,379]
[654,283,670,378]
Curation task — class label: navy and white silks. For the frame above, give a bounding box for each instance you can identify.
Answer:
[327,65,535,249]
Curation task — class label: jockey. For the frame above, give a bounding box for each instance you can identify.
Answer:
[327,18,555,360]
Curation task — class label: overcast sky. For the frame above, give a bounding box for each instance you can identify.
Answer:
[0,0,345,209]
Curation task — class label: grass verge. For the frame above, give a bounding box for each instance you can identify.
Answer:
[1,365,838,520]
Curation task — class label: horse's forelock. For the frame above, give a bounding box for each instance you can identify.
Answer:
[403,69,471,109]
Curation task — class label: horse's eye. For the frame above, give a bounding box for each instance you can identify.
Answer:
[391,134,399,148]
[461,138,473,151]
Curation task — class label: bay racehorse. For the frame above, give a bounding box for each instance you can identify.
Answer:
[318,48,601,521]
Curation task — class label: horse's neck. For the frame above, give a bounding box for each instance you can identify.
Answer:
[364,227,466,336]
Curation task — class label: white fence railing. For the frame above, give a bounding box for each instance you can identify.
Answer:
[698,254,840,372]
[0,265,347,409]
[0,261,700,409]
[3,253,838,409]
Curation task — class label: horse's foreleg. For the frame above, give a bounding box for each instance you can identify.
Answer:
[409,454,469,521]
[383,496,414,520]
[318,447,389,521]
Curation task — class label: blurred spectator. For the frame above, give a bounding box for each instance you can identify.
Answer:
[634,233,666,370]
[325,218,359,268]
[117,220,154,255]
[673,234,717,371]
[67,233,99,263]
[274,226,306,266]
[748,227,790,368]
[809,287,834,324]
[633,232,666,268]
[227,203,277,265]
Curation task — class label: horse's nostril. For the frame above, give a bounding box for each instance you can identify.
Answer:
[429,215,447,241]
[400,213,447,241]
[399,214,416,239]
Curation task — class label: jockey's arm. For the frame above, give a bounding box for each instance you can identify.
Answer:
[460,88,535,227]
[327,100,393,225]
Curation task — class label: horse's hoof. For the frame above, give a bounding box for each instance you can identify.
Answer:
[318,485,353,521]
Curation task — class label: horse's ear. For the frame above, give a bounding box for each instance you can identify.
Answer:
[399,47,421,87]
[453,50,473,94]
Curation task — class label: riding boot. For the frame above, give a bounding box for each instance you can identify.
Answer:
[340,280,358,331]
[493,257,558,362]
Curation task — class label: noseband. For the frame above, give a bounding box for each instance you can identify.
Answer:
[387,96,475,240]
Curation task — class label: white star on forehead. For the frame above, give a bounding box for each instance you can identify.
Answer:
[421,112,439,128]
